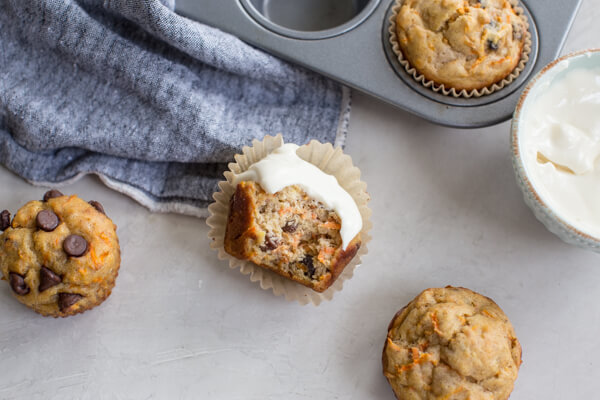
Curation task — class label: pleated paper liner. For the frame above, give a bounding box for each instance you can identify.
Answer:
[388,0,532,98]
[206,134,372,305]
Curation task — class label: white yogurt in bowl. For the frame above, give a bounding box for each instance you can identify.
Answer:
[512,49,600,251]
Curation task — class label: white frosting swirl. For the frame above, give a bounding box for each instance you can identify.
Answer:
[233,143,362,249]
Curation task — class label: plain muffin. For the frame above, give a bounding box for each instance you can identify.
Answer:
[382,287,521,399]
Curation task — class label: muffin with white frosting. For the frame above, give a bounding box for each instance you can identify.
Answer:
[223,143,362,293]
[208,135,371,303]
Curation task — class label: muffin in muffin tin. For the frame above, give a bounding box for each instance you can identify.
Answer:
[391,0,529,95]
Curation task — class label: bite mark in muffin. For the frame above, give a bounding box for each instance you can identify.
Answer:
[224,182,360,293]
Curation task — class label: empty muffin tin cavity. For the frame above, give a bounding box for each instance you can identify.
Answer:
[240,0,380,39]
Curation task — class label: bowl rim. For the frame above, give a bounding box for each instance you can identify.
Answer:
[511,48,600,243]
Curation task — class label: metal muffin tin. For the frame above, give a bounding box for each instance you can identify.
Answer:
[175,0,582,128]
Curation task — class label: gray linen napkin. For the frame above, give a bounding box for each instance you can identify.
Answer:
[0,0,350,217]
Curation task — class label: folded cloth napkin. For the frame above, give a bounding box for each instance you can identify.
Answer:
[0,0,350,217]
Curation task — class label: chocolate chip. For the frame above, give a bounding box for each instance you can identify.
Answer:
[36,209,59,232]
[487,39,499,51]
[301,255,315,277]
[39,266,62,292]
[260,233,280,252]
[282,220,297,233]
[9,273,29,295]
[89,201,105,214]
[0,210,10,231]
[58,293,83,312]
[63,235,88,257]
[43,189,63,202]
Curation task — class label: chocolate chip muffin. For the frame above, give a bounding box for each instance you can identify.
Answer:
[394,0,528,91]
[224,181,361,293]
[0,190,120,317]
[383,287,522,400]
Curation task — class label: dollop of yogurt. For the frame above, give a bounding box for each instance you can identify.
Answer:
[522,63,600,237]
[233,143,362,249]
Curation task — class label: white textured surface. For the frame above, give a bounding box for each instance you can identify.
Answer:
[1,3,599,399]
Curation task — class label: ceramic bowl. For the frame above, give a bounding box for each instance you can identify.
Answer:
[511,49,600,252]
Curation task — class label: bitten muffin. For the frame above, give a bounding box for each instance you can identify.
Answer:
[395,0,528,91]
[224,181,361,292]
[0,190,120,317]
[382,287,522,400]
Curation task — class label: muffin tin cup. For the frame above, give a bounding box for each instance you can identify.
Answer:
[207,134,372,306]
[239,0,381,40]
[388,0,533,98]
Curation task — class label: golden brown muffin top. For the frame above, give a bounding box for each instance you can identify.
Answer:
[0,194,120,317]
[383,287,521,400]
[395,0,527,91]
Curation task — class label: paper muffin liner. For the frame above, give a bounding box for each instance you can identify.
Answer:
[388,0,532,98]
[206,135,372,306]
